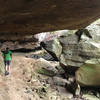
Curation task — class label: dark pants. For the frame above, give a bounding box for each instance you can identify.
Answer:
[4,61,11,66]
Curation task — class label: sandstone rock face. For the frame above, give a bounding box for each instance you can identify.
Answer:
[41,29,100,70]
[59,32,100,69]
[40,38,62,60]
[40,19,100,87]
[34,30,68,42]
[0,0,100,40]
[41,19,100,68]
[76,59,100,86]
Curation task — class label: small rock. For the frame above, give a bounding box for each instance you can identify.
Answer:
[57,86,73,99]
[82,94,100,100]
[53,76,68,86]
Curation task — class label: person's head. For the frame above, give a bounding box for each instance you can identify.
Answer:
[6,47,9,51]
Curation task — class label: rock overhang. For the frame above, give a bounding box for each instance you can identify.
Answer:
[0,0,100,40]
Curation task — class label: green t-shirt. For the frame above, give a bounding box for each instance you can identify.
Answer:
[3,50,12,61]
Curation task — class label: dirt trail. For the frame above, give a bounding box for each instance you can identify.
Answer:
[0,54,74,100]
[0,53,97,100]
[0,55,36,100]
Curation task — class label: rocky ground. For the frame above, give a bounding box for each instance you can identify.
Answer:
[0,49,100,100]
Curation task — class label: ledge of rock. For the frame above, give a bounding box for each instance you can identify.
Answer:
[40,19,100,75]
[0,0,100,40]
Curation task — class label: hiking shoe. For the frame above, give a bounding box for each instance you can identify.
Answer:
[5,71,9,76]
[5,71,7,76]
[7,72,9,75]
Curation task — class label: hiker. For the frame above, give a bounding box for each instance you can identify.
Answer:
[2,47,12,75]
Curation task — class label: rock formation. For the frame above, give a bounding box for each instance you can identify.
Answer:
[0,0,100,40]
[40,19,100,86]
[76,59,100,86]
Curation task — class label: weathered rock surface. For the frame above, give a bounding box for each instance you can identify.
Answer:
[41,29,100,70]
[34,58,59,76]
[59,33,100,68]
[34,30,68,42]
[40,20,100,87]
[0,40,38,51]
[40,20,100,73]
[53,76,68,86]
[76,59,100,86]
[82,94,100,100]
[0,0,100,40]
[40,38,62,60]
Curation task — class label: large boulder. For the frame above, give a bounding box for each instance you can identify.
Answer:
[40,38,62,61]
[0,0,100,40]
[76,59,100,86]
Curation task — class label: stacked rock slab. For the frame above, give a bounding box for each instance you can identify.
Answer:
[41,29,100,70]
[59,31,100,71]
[40,26,100,86]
